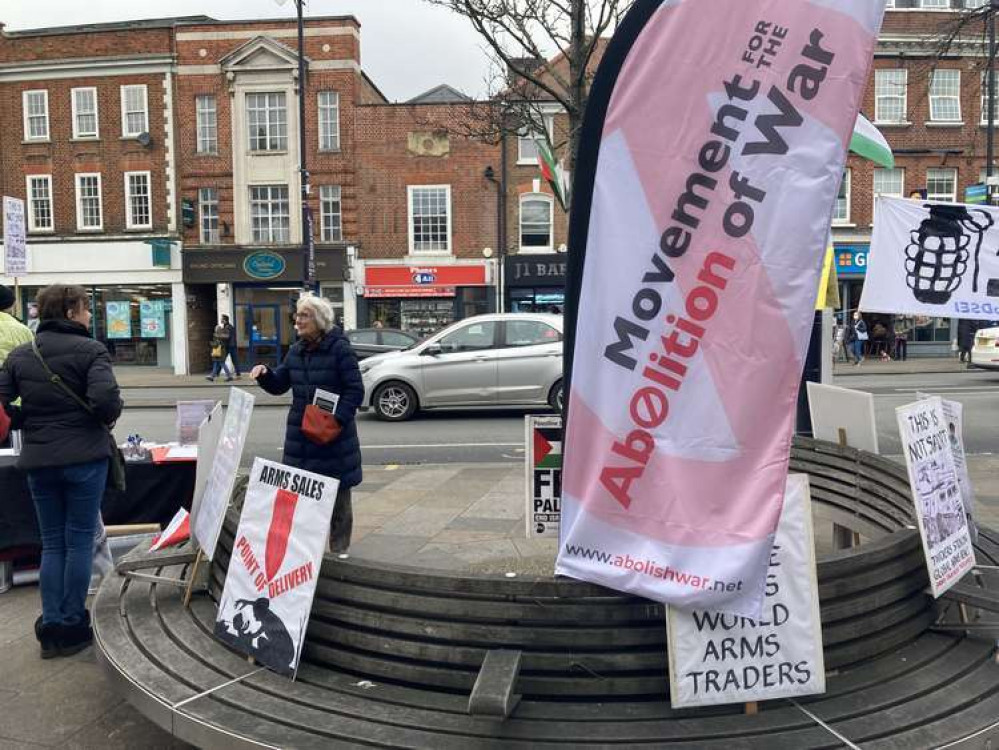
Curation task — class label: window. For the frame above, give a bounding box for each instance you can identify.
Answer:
[75,173,103,231]
[196,95,217,154]
[72,88,99,139]
[439,321,496,353]
[518,129,543,164]
[124,172,152,229]
[22,90,49,141]
[199,188,220,244]
[503,320,561,348]
[408,185,451,253]
[520,194,553,250]
[873,168,904,216]
[26,175,53,232]
[929,70,961,122]
[349,330,379,345]
[966,0,987,7]
[318,91,340,151]
[921,0,948,7]
[247,92,287,151]
[926,168,957,203]
[383,331,416,347]
[832,169,851,224]
[120,85,149,137]
[981,72,999,125]
[874,70,907,123]
[320,185,342,242]
[250,185,290,243]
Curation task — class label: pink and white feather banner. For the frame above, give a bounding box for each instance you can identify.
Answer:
[558,0,885,616]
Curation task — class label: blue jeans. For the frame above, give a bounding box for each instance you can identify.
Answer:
[210,359,233,379]
[851,340,865,362]
[28,459,108,626]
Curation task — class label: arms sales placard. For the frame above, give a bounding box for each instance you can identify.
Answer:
[526,415,562,539]
[214,458,338,678]
[666,474,824,708]
[896,397,976,598]
[864,197,999,319]
[558,0,887,615]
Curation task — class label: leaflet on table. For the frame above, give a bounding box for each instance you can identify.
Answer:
[312,388,340,414]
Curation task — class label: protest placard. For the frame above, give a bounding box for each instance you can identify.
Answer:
[896,397,976,597]
[525,415,562,539]
[3,196,27,277]
[805,382,879,453]
[177,400,218,445]
[666,474,824,708]
[193,388,254,560]
[214,457,338,677]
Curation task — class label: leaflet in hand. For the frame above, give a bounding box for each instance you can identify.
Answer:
[313,388,340,414]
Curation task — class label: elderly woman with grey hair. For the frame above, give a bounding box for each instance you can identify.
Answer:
[251,294,364,551]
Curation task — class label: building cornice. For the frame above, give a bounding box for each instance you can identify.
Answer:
[0,54,174,82]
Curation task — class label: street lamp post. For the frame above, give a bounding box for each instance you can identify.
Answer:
[277,0,314,290]
[988,3,997,189]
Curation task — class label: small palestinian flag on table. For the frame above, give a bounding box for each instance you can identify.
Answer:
[537,139,569,211]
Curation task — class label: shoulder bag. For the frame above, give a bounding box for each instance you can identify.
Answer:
[30,340,126,491]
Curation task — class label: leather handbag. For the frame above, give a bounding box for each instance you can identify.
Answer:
[30,340,126,492]
[0,403,10,444]
[302,404,341,445]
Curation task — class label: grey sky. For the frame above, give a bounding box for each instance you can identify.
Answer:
[1,0,493,101]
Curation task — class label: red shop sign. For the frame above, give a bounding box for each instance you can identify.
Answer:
[365,264,487,288]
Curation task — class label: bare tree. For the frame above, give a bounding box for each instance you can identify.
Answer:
[424,0,634,181]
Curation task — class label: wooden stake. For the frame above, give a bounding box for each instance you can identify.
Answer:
[183,548,204,608]
[744,701,758,715]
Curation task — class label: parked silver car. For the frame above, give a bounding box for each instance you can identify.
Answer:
[360,313,563,421]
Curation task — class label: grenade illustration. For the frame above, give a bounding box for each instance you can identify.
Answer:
[904,204,972,304]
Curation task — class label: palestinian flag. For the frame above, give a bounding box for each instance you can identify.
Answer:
[534,425,562,469]
[850,113,893,168]
[537,139,568,211]
[149,508,190,552]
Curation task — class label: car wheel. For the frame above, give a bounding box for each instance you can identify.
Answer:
[373,381,418,421]
[548,380,564,412]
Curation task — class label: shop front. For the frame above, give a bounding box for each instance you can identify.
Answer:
[183,247,345,371]
[358,263,492,339]
[505,256,567,313]
[835,243,954,357]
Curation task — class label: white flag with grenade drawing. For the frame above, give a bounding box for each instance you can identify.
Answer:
[863,197,999,319]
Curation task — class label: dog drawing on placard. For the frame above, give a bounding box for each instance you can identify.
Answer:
[217,596,295,672]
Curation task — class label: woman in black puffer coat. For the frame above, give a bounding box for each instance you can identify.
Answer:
[251,294,363,552]
[0,284,122,659]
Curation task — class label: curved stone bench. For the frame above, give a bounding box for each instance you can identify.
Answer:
[95,438,999,748]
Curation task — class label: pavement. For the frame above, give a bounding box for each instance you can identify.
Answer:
[3,354,998,748]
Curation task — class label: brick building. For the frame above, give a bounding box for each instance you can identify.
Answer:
[0,18,185,369]
[0,14,506,372]
[837,2,994,355]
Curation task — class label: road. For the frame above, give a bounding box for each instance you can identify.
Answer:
[113,396,546,466]
[113,368,999,466]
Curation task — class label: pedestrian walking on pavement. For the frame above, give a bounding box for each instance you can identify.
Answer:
[0,284,122,659]
[207,318,234,382]
[251,294,364,552]
[957,318,977,366]
[221,314,242,378]
[848,311,868,365]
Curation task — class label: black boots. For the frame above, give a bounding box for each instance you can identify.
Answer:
[58,611,94,657]
[34,616,59,659]
[34,611,93,658]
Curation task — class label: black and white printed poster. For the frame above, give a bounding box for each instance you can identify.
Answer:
[896,397,976,598]
[864,197,999,319]
[525,415,562,539]
[215,458,338,678]
[665,475,824,708]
